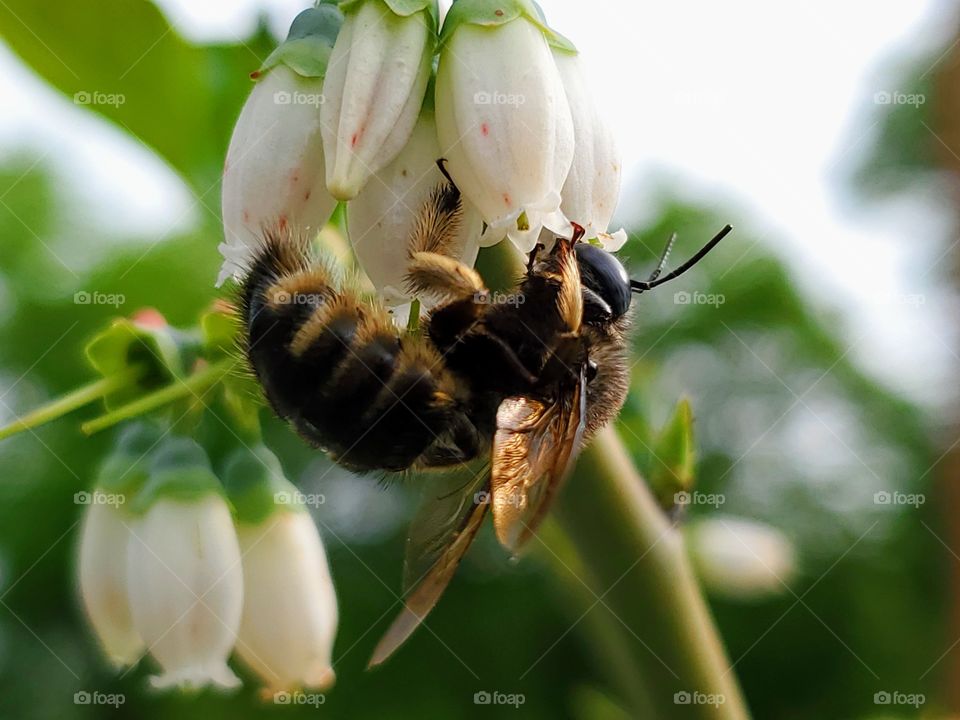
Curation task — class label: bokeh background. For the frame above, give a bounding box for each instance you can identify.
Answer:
[0,0,958,718]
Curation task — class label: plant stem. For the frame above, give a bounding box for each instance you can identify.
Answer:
[552,426,750,719]
[0,365,144,441]
[81,358,235,436]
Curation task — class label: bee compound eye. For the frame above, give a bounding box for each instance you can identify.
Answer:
[574,243,631,320]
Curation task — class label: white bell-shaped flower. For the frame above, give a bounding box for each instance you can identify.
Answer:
[552,50,627,251]
[219,6,344,285]
[347,104,483,310]
[320,0,436,200]
[125,439,244,690]
[78,498,143,668]
[223,447,339,694]
[435,0,576,253]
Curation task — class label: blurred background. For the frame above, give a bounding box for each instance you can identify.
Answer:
[0,0,957,717]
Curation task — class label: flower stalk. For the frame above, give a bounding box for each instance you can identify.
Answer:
[551,426,751,720]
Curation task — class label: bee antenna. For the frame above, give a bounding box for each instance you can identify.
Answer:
[435,158,455,186]
[630,224,733,294]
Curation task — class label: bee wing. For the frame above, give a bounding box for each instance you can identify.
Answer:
[368,466,489,667]
[491,365,588,553]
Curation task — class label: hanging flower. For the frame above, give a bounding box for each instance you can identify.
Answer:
[347,100,483,311]
[434,0,576,253]
[320,0,437,200]
[552,49,627,251]
[77,423,160,669]
[223,446,338,694]
[125,437,244,690]
[219,5,344,286]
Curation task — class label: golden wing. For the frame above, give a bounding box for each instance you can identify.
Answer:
[368,466,489,667]
[491,365,588,553]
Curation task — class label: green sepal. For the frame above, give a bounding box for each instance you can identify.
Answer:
[94,422,165,498]
[256,5,344,80]
[340,0,439,33]
[221,445,303,525]
[130,436,225,514]
[84,316,200,409]
[439,0,576,53]
[200,308,263,438]
[647,398,696,504]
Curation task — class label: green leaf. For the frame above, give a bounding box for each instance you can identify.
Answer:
[221,445,302,525]
[439,0,576,53]
[199,307,263,437]
[647,397,696,506]
[84,316,200,408]
[0,0,275,192]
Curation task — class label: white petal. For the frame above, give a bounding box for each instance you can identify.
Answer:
[78,500,144,668]
[234,511,338,692]
[126,496,243,690]
[553,51,623,241]
[435,18,574,253]
[220,66,337,286]
[347,110,483,307]
[321,3,432,200]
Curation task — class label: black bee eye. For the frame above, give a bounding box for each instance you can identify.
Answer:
[574,243,631,321]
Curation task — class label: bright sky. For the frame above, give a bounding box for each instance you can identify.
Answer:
[0,0,955,407]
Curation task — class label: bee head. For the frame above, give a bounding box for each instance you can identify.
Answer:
[574,243,632,324]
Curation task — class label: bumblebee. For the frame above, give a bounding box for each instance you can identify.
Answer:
[237,164,730,664]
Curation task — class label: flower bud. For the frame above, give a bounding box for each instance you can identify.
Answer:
[77,423,160,669]
[688,516,797,600]
[126,438,243,690]
[320,0,437,200]
[224,447,339,694]
[219,6,344,286]
[347,104,483,309]
[552,50,626,251]
[435,0,576,253]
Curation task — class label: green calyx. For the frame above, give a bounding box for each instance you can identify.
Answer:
[130,436,225,514]
[648,398,697,506]
[339,0,440,33]
[439,0,576,53]
[93,422,164,498]
[256,4,344,80]
[221,445,303,525]
[84,316,198,409]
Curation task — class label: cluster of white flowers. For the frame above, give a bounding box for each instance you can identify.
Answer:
[77,427,338,694]
[219,0,626,306]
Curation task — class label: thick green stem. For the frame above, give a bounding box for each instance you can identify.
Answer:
[81,358,235,436]
[552,426,750,720]
[0,365,144,440]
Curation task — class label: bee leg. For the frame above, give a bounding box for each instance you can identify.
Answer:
[526,243,543,274]
[405,251,486,305]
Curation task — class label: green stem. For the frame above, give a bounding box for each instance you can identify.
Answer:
[552,426,750,720]
[81,358,235,436]
[0,365,145,441]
